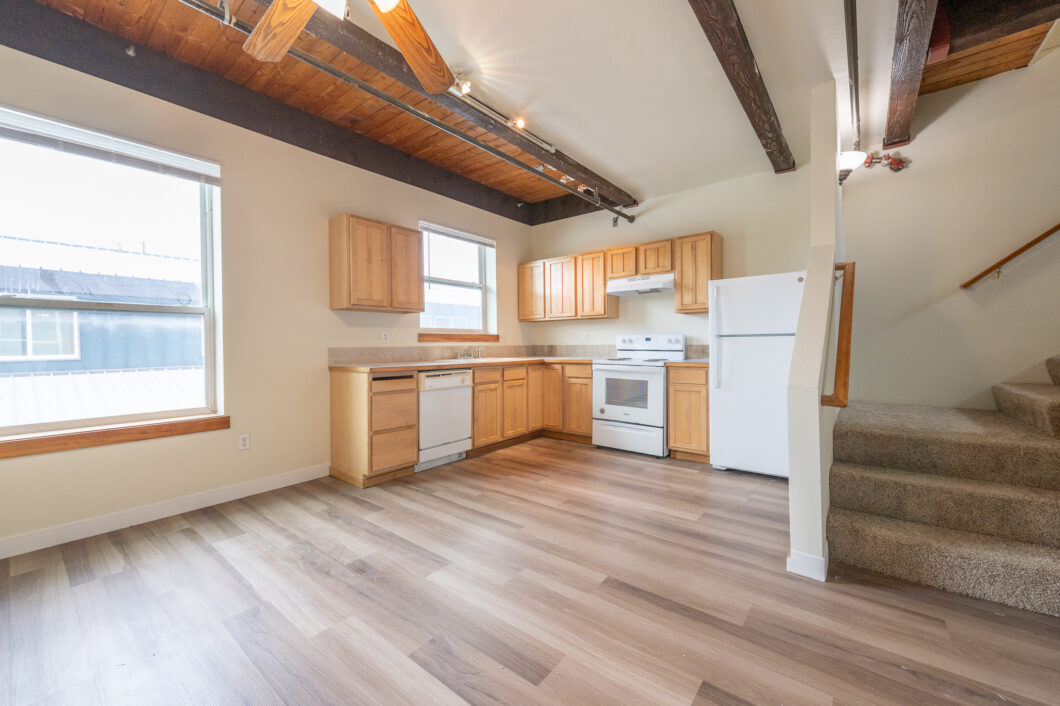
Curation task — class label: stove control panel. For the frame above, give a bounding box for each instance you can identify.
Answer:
[615,334,685,351]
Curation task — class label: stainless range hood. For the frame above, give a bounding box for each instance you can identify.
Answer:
[605,272,675,297]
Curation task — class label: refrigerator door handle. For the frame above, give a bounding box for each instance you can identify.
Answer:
[710,285,720,389]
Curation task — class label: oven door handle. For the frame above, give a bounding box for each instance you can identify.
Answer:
[591,365,667,375]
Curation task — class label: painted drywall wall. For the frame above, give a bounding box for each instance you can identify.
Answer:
[0,46,531,541]
[527,168,812,346]
[844,48,1060,409]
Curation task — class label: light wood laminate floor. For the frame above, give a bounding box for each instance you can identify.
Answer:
[4,438,1060,705]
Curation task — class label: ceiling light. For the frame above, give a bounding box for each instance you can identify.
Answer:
[838,150,868,172]
[315,0,348,17]
[459,78,471,95]
[372,0,401,12]
[508,117,526,130]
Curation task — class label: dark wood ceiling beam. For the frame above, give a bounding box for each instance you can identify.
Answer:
[250,0,638,207]
[686,0,795,173]
[883,0,939,148]
[941,0,1060,55]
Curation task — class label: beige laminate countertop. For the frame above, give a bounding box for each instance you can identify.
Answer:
[666,359,710,367]
[328,357,592,374]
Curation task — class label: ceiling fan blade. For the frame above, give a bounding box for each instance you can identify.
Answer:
[369,0,455,94]
[243,0,319,62]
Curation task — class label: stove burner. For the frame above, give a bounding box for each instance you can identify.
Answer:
[643,358,667,362]
[607,357,632,361]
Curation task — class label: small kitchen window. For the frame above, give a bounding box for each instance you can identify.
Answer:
[419,221,497,336]
[0,105,223,438]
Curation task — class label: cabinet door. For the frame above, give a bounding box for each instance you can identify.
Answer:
[389,226,424,311]
[543,364,563,430]
[674,232,720,314]
[472,383,503,447]
[349,217,391,308]
[502,379,528,438]
[518,261,546,321]
[563,374,593,436]
[545,256,577,319]
[637,239,673,274]
[527,365,544,430]
[668,383,709,453]
[605,247,636,279]
[576,251,616,319]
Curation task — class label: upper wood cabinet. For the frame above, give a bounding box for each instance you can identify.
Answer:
[329,214,425,312]
[605,247,637,279]
[518,261,546,321]
[674,232,721,314]
[576,251,618,319]
[389,226,425,311]
[545,256,577,319]
[637,239,673,275]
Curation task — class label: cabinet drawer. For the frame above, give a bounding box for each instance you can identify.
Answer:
[503,366,527,381]
[371,427,418,472]
[474,368,502,384]
[371,390,417,431]
[669,367,707,385]
[371,376,417,393]
[564,364,592,379]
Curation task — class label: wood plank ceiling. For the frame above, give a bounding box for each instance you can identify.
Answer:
[36,0,573,204]
[920,21,1053,95]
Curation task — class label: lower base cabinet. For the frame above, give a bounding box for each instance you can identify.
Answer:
[330,369,419,487]
[667,365,710,459]
[543,364,564,430]
[562,365,593,436]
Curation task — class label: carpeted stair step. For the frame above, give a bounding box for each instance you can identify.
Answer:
[993,383,1060,438]
[1048,355,1060,386]
[834,401,1060,490]
[830,462,1060,547]
[828,508,1060,616]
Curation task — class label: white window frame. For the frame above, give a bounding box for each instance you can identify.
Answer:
[0,309,81,362]
[0,106,221,437]
[419,222,495,335]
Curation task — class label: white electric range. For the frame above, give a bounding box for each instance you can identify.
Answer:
[591,334,685,456]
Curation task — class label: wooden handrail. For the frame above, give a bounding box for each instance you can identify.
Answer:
[960,221,1060,289]
[822,261,855,408]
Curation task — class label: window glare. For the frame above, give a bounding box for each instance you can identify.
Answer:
[423,232,480,283]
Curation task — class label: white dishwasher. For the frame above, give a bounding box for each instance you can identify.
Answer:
[416,369,472,471]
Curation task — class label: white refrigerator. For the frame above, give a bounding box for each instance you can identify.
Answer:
[708,271,806,478]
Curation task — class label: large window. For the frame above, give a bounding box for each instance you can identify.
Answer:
[419,222,496,333]
[0,106,221,435]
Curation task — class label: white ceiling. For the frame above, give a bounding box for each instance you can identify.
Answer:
[343,0,899,202]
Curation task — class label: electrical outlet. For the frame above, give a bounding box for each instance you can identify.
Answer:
[381,331,390,344]
[237,434,250,450]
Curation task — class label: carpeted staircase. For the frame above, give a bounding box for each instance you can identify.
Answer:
[827,355,1060,616]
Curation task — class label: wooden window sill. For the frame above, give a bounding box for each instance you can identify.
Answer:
[418,333,500,343]
[0,415,231,460]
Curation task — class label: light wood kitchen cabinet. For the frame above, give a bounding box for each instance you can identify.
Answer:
[562,365,593,436]
[330,369,418,488]
[605,246,637,279]
[389,225,425,311]
[674,232,722,314]
[527,364,544,430]
[667,365,709,459]
[576,251,618,319]
[543,364,564,430]
[502,367,529,439]
[545,256,578,319]
[472,376,503,448]
[329,214,425,312]
[518,261,546,321]
[637,239,673,275]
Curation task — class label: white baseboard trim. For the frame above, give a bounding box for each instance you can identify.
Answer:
[787,546,829,582]
[0,463,329,560]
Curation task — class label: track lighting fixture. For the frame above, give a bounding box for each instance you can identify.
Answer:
[839,150,908,184]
